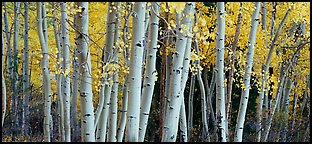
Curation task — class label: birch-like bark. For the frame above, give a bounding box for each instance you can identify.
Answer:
[290,76,298,140]
[37,2,52,142]
[76,2,95,141]
[116,76,129,142]
[2,24,6,128]
[71,8,80,142]
[258,9,290,142]
[162,3,194,142]
[60,2,71,141]
[234,2,260,142]
[52,3,65,141]
[96,2,117,141]
[138,2,160,142]
[262,41,308,141]
[21,2,30,137]
[107,2,121,142]
[215,2,227,142]
[126,2,146,142]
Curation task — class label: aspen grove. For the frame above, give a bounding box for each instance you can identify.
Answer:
[1,2,310,142]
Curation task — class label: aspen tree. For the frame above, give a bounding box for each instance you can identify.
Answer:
[138,2,160,142]
[3,2,12,77]
[107,2,121,142]
[215,2,227,142]
[22,2,30,136]
[76,2,95,141]
[259,8,290,141]
[60,2,71,141]
[162,2,194,142]
[280,76,293,142]
[37,2,52,142]
[233,2,260,142]
[2,23,6,128]
[96,2,116,141]
[126,2,146,142]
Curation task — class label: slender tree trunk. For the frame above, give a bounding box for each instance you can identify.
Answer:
[37,2,52,142]
[126,2,146,142]
[22,2,30,137]
[138,2,160,142]
[280,76,292,142]
[187,73,195,141]
[60,2,71,141]
[162,3,194,142]
[76,2,95,142]
[2,23,7,128]
[259,8,290,142]
[71,9,80,142]
[226,4,242,140]
[3,2,12,78]
[107,3,121,142]
[215,2,227,142]
[116,76,129,142]
[234,2,260,142]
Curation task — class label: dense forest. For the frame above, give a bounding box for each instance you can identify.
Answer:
[1,2,310,142]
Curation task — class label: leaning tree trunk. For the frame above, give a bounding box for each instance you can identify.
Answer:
[2,23,6,128]
[76,2,95,142]
[215,2,227,142]
[280,76,293,142]
[37,2,52,142]
[162,3,194,142]
[60,2,71,142]
[22,2,30,137]
[234,2,260,142]
[126,2,146,142]
[138,2,160,142]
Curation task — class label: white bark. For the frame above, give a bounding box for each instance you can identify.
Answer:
[22,2,30,136]
[138,2,160,142]
[96,2,116,141]
[60,2,71,142]
[215,2,227,142]
[116,76,129,142]
[37,2,52,142]
[2,23,6,128]
[126,2,146,142]
[107,2,121,142]
[76,2,95,141]
[162,3,194,142]
[280,76,292,142]
[3,2,12,77]
[234,2,260,142]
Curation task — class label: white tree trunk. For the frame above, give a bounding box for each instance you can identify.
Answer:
[22,2,30,136]
[138,2,160,142]
[2,23,6,128]
[116,76,129,142]
[280,76,292,142]
[215,2,227,142]
[107,2,121,142]
[162,3,194,142]
[37,2,52,142]
[60,2,71,141]
[76,2,95,141]
[126,2,146,142]
[234,2,260,142]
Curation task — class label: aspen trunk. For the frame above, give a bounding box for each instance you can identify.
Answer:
[107,2,121,141]
[60,2,71,141]
[162,3,194,142]
[215,2,227,142]
[138,2,160,142]
[22,2,30,137]
[234,2,260,142]
[116,76,129,142]
[76,2,95,141]
[2,23,6,128]
[259,9,290,142]
[126,2,146,142]
[37,2,52,142]
[280,76,292,142]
